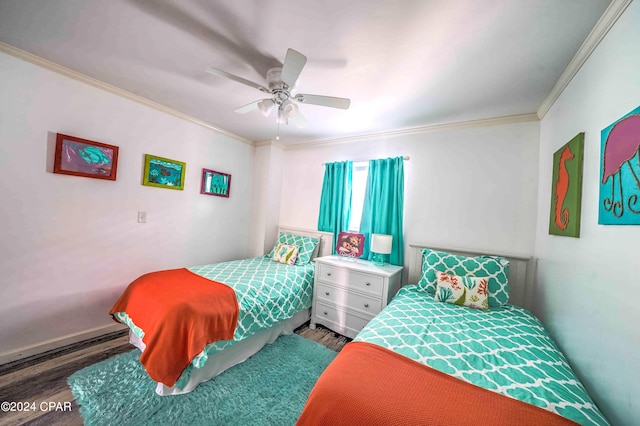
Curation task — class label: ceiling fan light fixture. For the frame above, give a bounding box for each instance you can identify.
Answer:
[281,99,298,118]
[207,48,350,134]
[257,99,274,117]
[277,108,288,124]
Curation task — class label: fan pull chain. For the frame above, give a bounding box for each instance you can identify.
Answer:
[276,119,280,140]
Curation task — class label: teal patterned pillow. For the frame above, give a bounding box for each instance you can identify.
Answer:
[268,232,320,265]
[418,248,510,307]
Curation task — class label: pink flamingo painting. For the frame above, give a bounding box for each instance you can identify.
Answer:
[601,114,640,218]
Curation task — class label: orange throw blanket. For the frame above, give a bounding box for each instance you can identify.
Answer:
[297,342,578,426]
[109,268,239,386]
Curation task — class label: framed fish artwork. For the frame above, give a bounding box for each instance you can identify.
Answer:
[53,133,118,181]
[599,105,640,225]
[142,154,186,190]
[549,133,584,237]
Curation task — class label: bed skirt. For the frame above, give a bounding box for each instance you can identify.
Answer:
[128,308,311,396]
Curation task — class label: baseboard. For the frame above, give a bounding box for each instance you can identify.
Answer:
[0,323,128,365]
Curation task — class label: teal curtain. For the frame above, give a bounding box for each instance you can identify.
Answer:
[318,161,353,254]
[359,157,404,265]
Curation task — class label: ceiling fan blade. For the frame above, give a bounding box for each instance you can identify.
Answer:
[288,109,308,128]
[206,67,269,93]
[234,100,261,114]
[280,48,307,88]
[295,94,351,109]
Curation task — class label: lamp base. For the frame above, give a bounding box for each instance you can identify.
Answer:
[371,253,387,266]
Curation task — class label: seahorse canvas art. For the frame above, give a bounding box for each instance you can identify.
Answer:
[549,133,584,237]
[554,145,574,230]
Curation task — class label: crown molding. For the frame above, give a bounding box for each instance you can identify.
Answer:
[283,113,539,150]
[0,41,253,146]
[254,139,286,149]
[537,0,632,119]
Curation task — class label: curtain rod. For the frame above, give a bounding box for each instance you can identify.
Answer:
[322,156,410,166]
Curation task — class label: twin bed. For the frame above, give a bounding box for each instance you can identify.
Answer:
[110,234,609,424]
[297,244,610,425]
[109,227,332,395]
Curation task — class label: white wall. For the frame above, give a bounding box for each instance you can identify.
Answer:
[0,52,254,358]
[534,3,640,425]
[249,143,285,256]
[280,120,540,271]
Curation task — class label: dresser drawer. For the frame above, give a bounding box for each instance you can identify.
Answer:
[316,282,382,315]
[313,301,372,336]
[317,263,384,296]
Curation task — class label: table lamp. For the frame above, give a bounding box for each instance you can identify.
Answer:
[370,234,392,266]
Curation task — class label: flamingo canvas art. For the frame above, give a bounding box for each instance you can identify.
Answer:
[599,106,640,225]
[549,133,584,237]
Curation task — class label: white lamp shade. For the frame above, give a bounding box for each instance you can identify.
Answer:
[371,234,392,254]
[257,99,274,117]
[282,98,298,116]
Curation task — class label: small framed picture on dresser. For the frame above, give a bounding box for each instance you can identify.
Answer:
[336,232,365,259]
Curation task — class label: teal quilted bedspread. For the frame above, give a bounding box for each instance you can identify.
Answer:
[115,256,314,389]
[354,286,609,426]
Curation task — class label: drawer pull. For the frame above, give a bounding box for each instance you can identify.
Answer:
[365,282,371,286]
[323,311,328,315]
[364,303,369,308]
[325,291,330,296]
[327,272,332,276]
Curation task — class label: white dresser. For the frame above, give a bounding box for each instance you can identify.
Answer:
[310,255,403,338]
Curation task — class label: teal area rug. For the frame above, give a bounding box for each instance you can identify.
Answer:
[68,334,336,426]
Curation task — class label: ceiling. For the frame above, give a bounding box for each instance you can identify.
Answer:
[0,0,612,146]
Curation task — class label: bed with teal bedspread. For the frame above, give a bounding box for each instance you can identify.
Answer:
[353,285,609,425]
[187,256,314,361]
[114,255,315,390]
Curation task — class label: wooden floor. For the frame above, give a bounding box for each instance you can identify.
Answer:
[0,322,350,426]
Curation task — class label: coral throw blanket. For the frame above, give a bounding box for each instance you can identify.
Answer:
[109,268,239,386]
[297,342,578,426]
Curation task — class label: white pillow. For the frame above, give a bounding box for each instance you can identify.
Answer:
[435,271,489,310]
[272,243,299,265]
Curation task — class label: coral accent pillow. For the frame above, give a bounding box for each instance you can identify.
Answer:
[435,271,489,310]
[272,243,299,265]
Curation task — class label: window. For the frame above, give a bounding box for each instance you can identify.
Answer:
[348,162,368,232]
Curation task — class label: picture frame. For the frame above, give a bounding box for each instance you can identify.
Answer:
[200,168,231,197]
[142,154,186,190]
[548,132,584,237]
[599,105,640,225]
[336,232,365,258]
[53,133,118,180]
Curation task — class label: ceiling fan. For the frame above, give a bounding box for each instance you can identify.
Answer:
[206,48,350,129]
